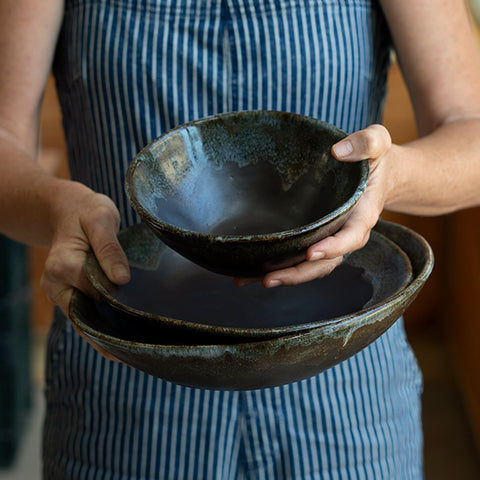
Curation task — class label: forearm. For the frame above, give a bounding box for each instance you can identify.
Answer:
[385,117,480,216]
[0,135,89,247]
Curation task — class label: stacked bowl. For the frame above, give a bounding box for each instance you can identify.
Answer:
[70,111,434,390]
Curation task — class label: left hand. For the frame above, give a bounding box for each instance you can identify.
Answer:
[234,124,393,288]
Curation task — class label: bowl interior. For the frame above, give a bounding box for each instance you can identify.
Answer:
[84,223,412,337]
[127,111,367,236]
[71,291,254,346]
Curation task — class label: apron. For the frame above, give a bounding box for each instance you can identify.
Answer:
[44,1,424,478]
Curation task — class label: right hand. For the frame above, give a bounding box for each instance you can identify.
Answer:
[40,181,130,361]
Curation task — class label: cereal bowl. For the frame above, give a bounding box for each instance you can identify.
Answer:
[125,111,368,277]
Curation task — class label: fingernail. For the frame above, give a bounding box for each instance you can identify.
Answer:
[112,264,130,283]
[309,251,325,261]
[266,279,282,288]
[332,140,353,158]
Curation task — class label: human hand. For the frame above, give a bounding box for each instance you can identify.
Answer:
[235,124,393,288]
[40,181,130,361]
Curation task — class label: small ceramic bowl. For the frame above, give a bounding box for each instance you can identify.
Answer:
[71,220,434,390]
[125,111,369,277]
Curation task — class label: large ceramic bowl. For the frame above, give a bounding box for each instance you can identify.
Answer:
[84,223,412,341]
[72,220,434,390]
[125,111,369,277]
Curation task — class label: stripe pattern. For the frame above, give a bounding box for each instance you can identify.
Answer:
[45,0,423,478]
[53,0,390,229]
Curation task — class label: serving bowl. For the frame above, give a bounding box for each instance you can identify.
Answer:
[72,220,433,390]
[125,111,369,277]
[84,223,412,341]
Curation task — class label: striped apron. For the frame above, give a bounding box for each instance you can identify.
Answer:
[44,0,424,478]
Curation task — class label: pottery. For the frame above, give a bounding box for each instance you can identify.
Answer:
[84,223,412,341]
[125,111,369,277]
[72,220,434,390]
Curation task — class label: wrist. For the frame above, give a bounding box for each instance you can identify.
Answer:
[382,143,414,211]
[46,179,96,235]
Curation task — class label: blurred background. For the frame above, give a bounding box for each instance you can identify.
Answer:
[1,5,480,480]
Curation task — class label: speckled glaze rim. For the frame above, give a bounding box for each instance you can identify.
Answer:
[76,220,434,350]
[124,110,370,243]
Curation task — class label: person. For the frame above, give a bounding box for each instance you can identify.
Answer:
[1,0,480,478]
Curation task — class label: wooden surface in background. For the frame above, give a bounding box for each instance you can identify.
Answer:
[446,209,480,452]
[446,6,480,453]
[384,60,480,451]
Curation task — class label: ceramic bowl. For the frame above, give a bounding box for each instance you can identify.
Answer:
[72,220,433,390]
[84,223,412,341]
[125,111,369,277]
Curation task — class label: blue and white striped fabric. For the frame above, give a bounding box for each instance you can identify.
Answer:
[44,0,424,478]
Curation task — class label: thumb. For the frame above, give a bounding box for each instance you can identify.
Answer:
[81,208,130,285]
[92,235,130,285]
[331,124,392,162]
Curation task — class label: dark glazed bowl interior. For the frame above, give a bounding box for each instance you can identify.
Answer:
[125,111,369,276]
[84,223,412,340]
[71,220,434,390]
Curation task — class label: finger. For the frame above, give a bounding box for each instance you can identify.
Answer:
[306,202,378,260]
[307,160,386,261]
[42,264,121,362]
[81,207,130,285]
[262,256,343,288]
[233,276,262,287]
[42,246,122,362]
[39,278,72,317]
[307,222,371,261]
[41,249,97,315]
[332,124,391,161]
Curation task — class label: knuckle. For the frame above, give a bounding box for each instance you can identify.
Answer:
[42,254,66,283]
[39,272,66,307]
[363,124,391,157]
[350,229,368,250]
[279,273,299,287]
[95,240,122,260]
[373,123,391,141]
[323,262,338,277]
[350,222,371,248]
[363,130,381,156]
[333,256,344,267]
[358,231,370,249]
[88,204,120,227]
[41,247,85,293]
[81,195,121,230]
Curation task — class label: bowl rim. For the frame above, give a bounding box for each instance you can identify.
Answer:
[124,110,370,243]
